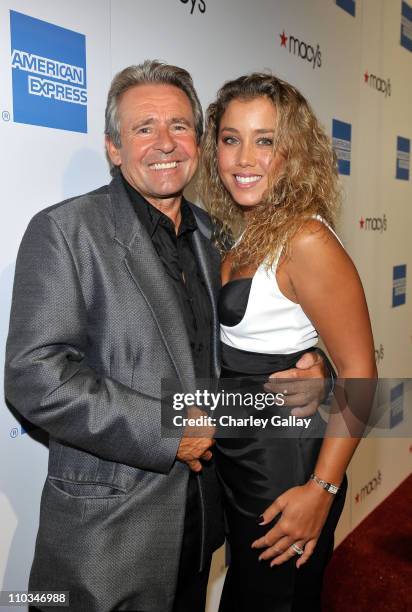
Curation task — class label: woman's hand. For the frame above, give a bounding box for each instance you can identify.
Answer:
[251,480,334,568]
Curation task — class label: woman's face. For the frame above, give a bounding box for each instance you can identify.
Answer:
[217,96,284,209]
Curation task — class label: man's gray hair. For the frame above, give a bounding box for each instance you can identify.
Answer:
[105,60,204,149]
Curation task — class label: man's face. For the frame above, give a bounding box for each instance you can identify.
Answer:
[106,83,199,206]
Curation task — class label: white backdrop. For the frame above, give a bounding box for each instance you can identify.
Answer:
[1,1,411,610]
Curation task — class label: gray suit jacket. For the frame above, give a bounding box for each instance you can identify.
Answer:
[5,172,224,612]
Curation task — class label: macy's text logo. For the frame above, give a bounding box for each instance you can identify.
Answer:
[359,214,387,232]
[279,30,322,69]
[364,71,391,97]
[355,470,382,503]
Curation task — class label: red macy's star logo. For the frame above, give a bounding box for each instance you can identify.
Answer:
[364,70,369,83]
[359,217,365,229]
[355,492,360,503]
[280,30,288,47]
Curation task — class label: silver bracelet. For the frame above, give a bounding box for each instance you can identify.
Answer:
[310,473,340,495]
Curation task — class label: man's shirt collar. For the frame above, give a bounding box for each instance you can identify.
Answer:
[121,173,197,238]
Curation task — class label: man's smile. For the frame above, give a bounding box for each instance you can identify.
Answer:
[149,161,180,170]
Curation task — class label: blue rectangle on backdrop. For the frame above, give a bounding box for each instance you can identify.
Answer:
[401,1,412,52]
[332,119,352,176]
[392,264,407,307]
[390,383,404,428]
[336,0,356,17]
[10,10,87,133]
[396,136,410,180]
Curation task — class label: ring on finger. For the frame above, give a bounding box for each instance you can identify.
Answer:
[291,543,304,556]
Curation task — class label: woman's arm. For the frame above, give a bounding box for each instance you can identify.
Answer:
[252,220,377,567]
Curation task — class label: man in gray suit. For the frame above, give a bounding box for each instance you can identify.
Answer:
[5,61,327,612]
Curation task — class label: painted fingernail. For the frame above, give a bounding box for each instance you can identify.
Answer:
[256,514,265,524]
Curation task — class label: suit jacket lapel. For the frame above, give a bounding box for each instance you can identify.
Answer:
[109,173,196,386]
[190,224,221,380]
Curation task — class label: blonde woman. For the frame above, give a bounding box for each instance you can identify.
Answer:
[200,74,376,611]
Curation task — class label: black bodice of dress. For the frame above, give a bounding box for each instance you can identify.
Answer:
[218,277,253,327]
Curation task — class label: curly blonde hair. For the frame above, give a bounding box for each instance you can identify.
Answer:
[198,73,341,269]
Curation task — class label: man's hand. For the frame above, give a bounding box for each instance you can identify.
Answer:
[295,350,329,376]
[176,407,215,472]
[264,350,329,417]
[176,437,215,472]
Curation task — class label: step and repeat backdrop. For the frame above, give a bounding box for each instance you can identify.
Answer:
[0,0,411,609]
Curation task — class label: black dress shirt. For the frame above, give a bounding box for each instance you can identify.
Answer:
[122,175,212,379]
[122,177,216,581]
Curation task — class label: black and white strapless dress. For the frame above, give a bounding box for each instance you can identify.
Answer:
[216,241,347,612]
